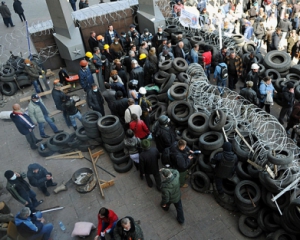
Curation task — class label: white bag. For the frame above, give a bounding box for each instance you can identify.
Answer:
[265,92,273,105]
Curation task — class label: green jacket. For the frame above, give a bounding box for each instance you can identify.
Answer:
[6,174,29,205]
[24,62,41,82]
[28,98,49,124]
[160,169,181,205]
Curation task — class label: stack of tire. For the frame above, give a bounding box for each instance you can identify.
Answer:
[158,57,188,77]
[97,115,132,173]
[264,51,291,80]
[81,111,102,144]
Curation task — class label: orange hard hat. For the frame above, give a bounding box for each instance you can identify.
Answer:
[97,35,103,41]
[53,79,60,84]
[80,59,88,67]
[24,58,31,64]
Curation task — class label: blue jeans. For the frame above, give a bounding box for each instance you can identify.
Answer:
[205,64,211,79]
[24,189,39,212]
[217,79,227,95]
[38,115,58,137]
[100,220,118,240]
[28,223,53,240]
[32,80,41,93]
[70,2,76,11]
[161,199,185,224]
[69,111,82,127]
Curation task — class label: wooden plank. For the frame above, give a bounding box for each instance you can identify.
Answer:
[91,149,104,159]
[45,151,84,160]
[49,110,62,117]
[100,180,115,189]
[20,85,71,102]
[75,99,86,107]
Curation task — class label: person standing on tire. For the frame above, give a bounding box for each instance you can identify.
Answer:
[79,59,94,92]
[4,170,43,212]
[239,81,259,105]
[152,115,177,153]
[94,207,118,240]
[28,94,63,138]
[278,82,295,125]
[139,139,161,191]
[10,103,42,150]
[225,50,243,90]
[13,0,26,22]
[258,76,276,114]
[169,139,194,188]
[0,1,15,27]
[24,59,42,93]
[278,14,292,50]
[160,168,185,224]
[27,163,57,196]
[213,62,228,96]
[211,142,238,198]
[87,84,105,116]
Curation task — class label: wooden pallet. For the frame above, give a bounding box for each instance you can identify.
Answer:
[45,151,84,160]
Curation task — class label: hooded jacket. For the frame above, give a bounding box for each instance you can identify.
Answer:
[28,98,49,124]
[153,124,176,153]
[15,213,43,238]
[6,175,31,205]
[211,150,238,179]
[161,169,181,205]
[27,163,51,188]
[169,142,192,172]
[114,216,144,240]
[124,136,141,155]
[139,147,160,175]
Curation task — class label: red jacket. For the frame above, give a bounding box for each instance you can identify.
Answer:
[97,210,118,235]
[202,51,212,65]
[129,120,150,139]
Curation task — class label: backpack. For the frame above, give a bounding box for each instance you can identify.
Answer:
[161,146,172,167]
[218,64,228,79]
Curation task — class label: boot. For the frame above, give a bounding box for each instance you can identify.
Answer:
[53,183,67,194]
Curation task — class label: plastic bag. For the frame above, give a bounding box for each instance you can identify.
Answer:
[265,92,273,105]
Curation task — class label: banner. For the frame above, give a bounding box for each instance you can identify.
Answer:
[179,8,200,29]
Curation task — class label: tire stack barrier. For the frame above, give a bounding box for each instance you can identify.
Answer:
[183,63,300,238]
[97,115,132,173]
[264,51,291,79]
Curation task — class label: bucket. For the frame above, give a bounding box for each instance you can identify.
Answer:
[0,201,11,214]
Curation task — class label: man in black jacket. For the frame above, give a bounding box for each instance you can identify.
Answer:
[88,31,98,52]
[279,82,295,125]
[62,96,82,130]
[139,139,161,190]
[112,91,128,125]
[271,27,281,50]
[240,81,258,105]
[278,13,292,50]
[174,41,185,58]
[242,51,257,78]
[4,170,43,212]
[245,63,260,94]
[87,84,105,116]
[153,115,176,153]
[211,142,238,198]
[169,139,194,188]
[130,60,144,87]
[13,0,25,22]
[27,163,57,196]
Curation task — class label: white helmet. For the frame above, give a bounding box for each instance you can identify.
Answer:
[251,63,259,70]
[139,87,146,94]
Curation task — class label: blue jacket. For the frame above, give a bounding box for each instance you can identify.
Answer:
[27,163,51,188]
[259,81,275,103]
[79,67,94,91]
[15,213,43,238]
[190,49,198,63]
[104,30,119,45]
[10,112,35,135]
[213,63,228,82]
[244,26,254,40]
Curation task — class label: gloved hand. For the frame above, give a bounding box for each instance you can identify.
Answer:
[39,75,43,78]
[100,232,105,237]
[42,70,45,74]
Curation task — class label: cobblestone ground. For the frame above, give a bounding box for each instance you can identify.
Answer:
[0,1,285,239]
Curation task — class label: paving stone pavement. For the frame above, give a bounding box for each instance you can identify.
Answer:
[0,1,284,239]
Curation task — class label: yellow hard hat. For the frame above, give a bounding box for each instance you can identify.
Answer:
[85,52,93,58]
[139,53,147,60]
[104,44,109,50]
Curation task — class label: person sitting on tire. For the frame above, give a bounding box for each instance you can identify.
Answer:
[27,163,57,196]
[211,142,238,198]
[239,81,259,105]
[169,139,194,188]
[152,115,177,153]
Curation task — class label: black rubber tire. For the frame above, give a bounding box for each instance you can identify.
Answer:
[266,191,290,211]
[169,83,188,100]
[82,111,102,129]
[182,129,199,147]
[0,81,17,96]
[101,131,125,145]
[289,64,300,75]
[208,110,227,131]
[154,71,170,86]
[257,208,271,233]
[0,75,15,82]
[258,64,265,77]
[77,144,93,152]
[46,136,63,152]
[263,166,293,191]
[232,135,252,162]
[280,69,289,78]
[232,34,244,44]
[164,25,178,34]
[84,127,101,139]
[264,51,291,73]
[238,215,263,238]
[265,68,281,80]
[57,146,74,154]
[177,72,189,83]
[247,164,260,179]
[267,149,293,165]
[146,95,158,109]
[37,143,55,157]
[113,159,133,173]
[286,73,300,81]
[170,100,193,123]
[1,65,15,77]
[158,59,173,71]
[75,126,90,141]
[188,112,209,136]
[67,132,78,148]
[154,105,167,120]
[263,212,280,232]
[190,171,211,193]
[156,92,168,102]
[172,57,188,72]
[197,154,214,173]
[97,115,120,134]
[199,131,224,151]
[236,161,252,180]
[190,36,204,45]
[245,217,259,229]
[109,151,130,164]
[104,141,125,153]
[17,76,31,87]
[243,41,256,54]
[234,180,261,205]
[53,132,70,146]
[160,73,176,93]
[267,229,297,240]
